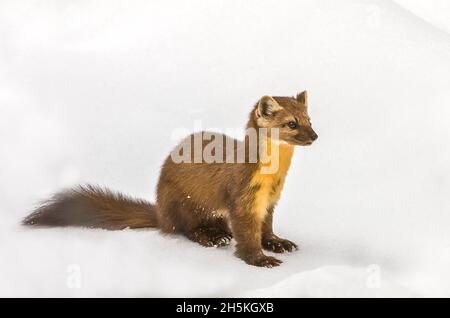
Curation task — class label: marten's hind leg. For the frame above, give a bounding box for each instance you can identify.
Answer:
[156,185,232,247]
[186,216,232,247]
[187,226,232,247]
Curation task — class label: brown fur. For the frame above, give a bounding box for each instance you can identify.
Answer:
[23,185,157,230]
[23,91,317,268]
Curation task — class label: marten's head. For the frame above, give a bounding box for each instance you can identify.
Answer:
[253,91,318,146]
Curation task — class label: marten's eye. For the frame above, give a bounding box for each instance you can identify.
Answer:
[287,121,298,129]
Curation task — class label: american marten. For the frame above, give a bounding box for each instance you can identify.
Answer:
[23,91,318,267]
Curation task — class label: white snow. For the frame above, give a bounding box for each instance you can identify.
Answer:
[1,0,450,297]
[393,0,450,34]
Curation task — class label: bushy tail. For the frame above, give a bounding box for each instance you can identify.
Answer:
[23,185,158,230]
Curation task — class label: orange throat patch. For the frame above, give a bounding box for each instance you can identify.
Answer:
[250,140,294,221]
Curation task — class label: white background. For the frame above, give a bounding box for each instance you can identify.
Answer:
[1,0,449,297]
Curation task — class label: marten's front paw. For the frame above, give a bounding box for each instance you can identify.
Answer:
[253,255,283,268]
[262,237,298,253]
[240,253,282,268]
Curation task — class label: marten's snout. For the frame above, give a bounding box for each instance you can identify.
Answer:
[311,131,318,141]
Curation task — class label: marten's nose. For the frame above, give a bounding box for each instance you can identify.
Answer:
[311,132,318,141]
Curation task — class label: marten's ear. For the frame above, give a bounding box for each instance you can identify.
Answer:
[296,90,308,106]
[256,96,282,119]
